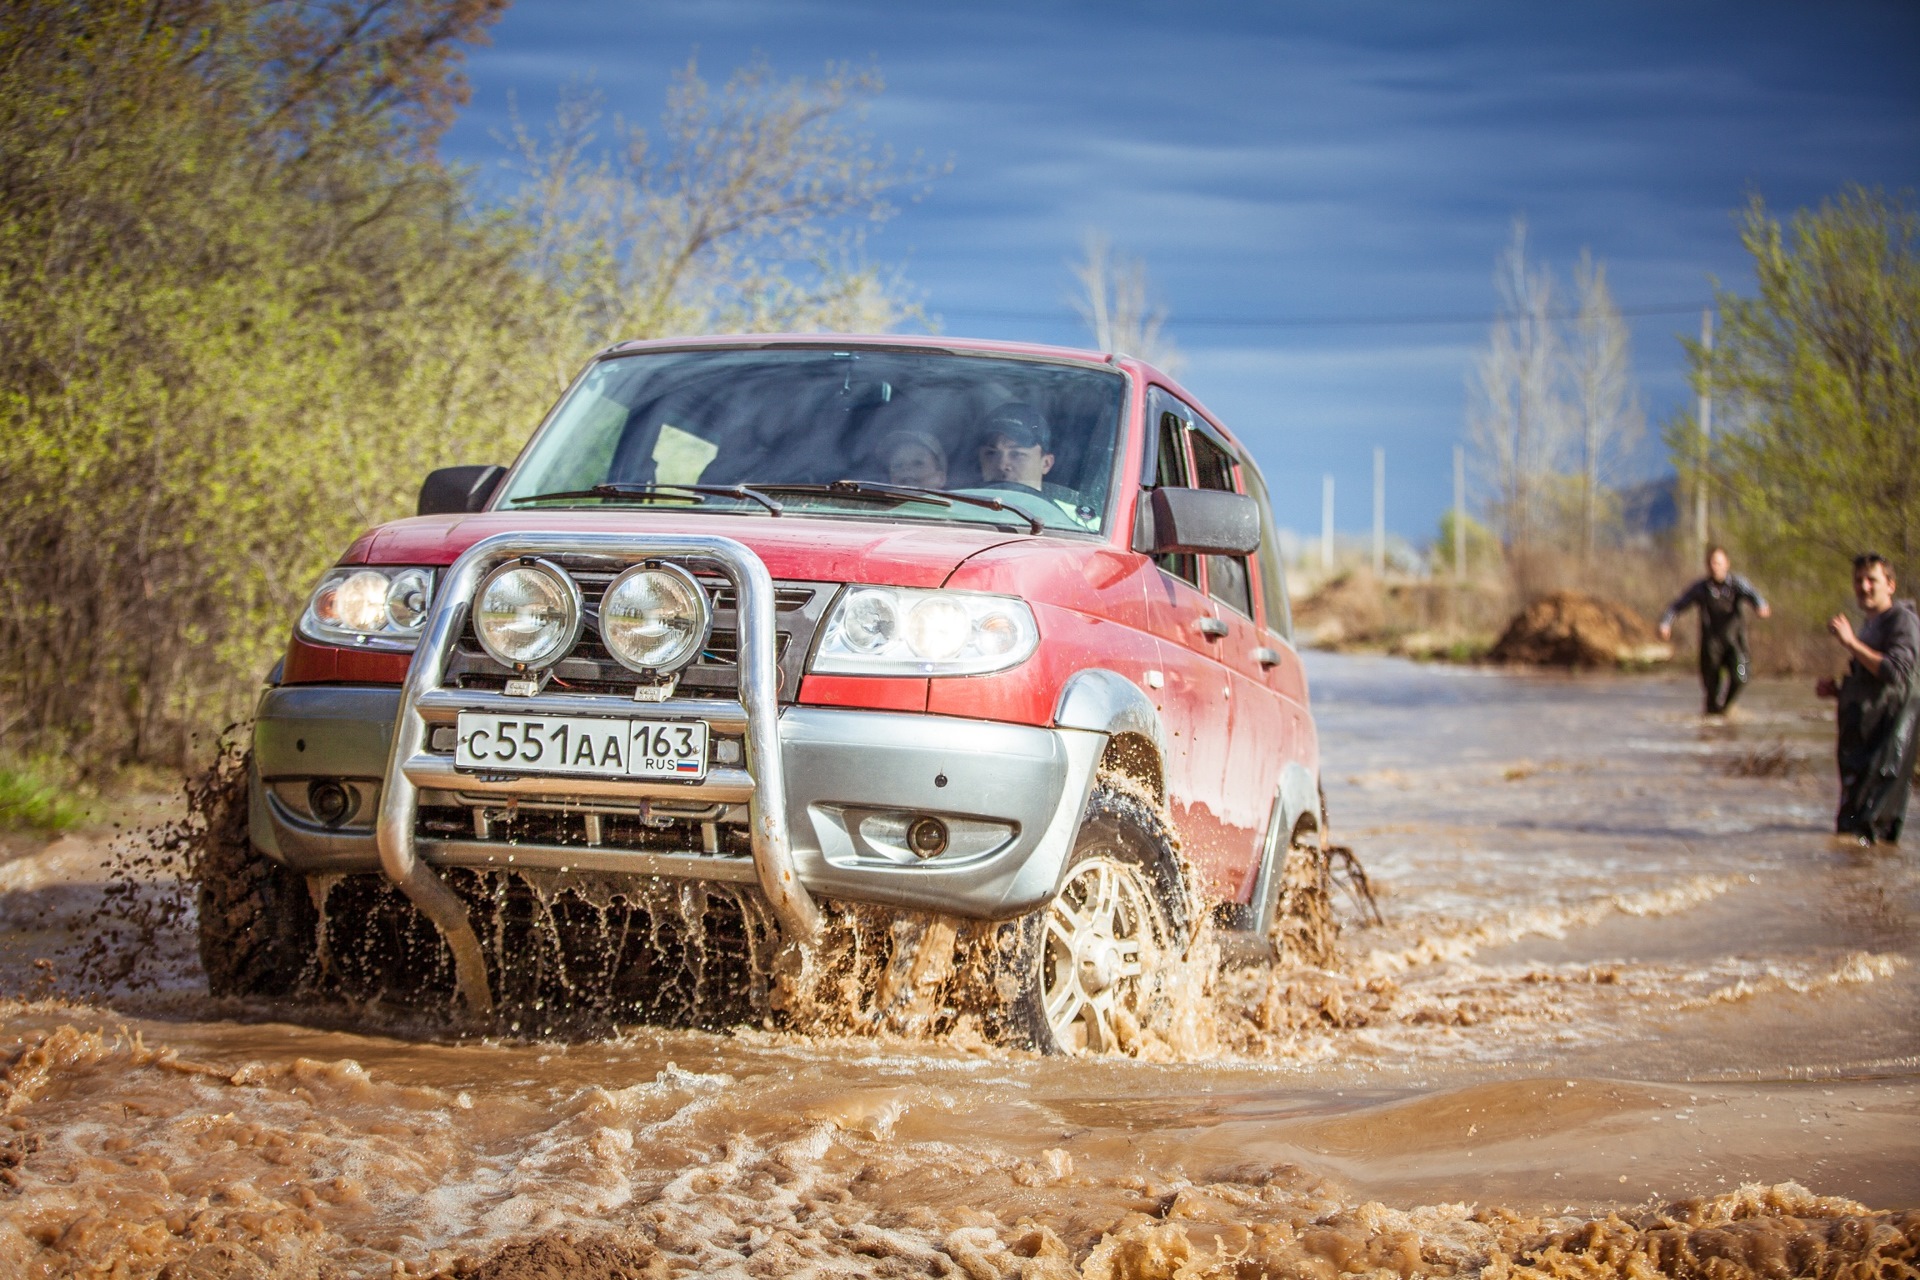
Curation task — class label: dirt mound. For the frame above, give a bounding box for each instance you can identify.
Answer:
[1292,571,1388,647]
[1293,573,1508,659]
[1488,590,1666,668]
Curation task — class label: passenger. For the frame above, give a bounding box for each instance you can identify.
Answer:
[1658,546,1771,715]
[877,430,947,489]
[1816,553,1920,845]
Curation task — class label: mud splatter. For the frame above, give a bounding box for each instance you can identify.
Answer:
[1,656,1914,1276]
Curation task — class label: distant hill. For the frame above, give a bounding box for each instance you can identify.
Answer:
[1617,476,1678,538]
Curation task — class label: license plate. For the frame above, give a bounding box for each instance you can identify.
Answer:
[454,713,709,781]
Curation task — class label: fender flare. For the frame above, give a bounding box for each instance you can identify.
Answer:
[1052,669,1168,798]
[1276,761,1321,844]
[1227,761,1322,935]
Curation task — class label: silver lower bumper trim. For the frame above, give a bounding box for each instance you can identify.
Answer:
[257,691,1105,921]
[420,839,760,882]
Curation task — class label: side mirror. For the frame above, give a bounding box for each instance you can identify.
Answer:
[418,464,506,516]
[1133,487,1262,556]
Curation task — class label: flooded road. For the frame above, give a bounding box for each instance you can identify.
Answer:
[1,653,1915,1277]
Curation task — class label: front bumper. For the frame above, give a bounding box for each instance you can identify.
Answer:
[252,684,1103,920]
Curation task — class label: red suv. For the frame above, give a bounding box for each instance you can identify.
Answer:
[207,336,1322,1054]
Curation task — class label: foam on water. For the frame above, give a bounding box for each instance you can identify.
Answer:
[1,656,1915,1274]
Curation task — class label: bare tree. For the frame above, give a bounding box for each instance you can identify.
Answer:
[1071,231,1181,372]
[506,59,928,385]
[1468,218,1569,562]
[1567,250,1644,562]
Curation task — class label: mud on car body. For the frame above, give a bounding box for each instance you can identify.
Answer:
[217,335,1324,1054]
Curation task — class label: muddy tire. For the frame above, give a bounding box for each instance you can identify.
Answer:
[989,781,1190,1055]
[195,752,319,998]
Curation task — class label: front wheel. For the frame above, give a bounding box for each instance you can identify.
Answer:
[992,781,1189,1055]
[194,751,319,998]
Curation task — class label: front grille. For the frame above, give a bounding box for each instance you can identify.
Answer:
[444,561,834,702]
[419,803,754,856]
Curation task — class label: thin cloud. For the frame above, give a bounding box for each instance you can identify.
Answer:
[443,0,1919,535]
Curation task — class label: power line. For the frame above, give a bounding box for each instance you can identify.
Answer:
[932,300,1714,330]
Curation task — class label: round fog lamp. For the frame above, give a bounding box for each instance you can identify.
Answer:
[307,780,354,826]
[906,815,949,859]
[473,561,581,669]
[600,562,710,673]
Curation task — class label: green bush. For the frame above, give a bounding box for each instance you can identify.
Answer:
[0,765,85,833]
[0,3,919,775]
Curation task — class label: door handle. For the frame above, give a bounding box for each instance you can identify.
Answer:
[1253,646,1282,668]
[1197,617,1228,639]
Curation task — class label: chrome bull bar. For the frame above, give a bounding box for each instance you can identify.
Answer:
[375,531,823,1019]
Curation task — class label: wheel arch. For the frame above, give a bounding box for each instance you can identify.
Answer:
[1052,668,1168,805]
[1223,761,1322,935]
[1277,761,1321,843]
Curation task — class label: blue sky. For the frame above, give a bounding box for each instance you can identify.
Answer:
[441,0,1920,546]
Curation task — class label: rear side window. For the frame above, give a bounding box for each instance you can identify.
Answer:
[1189,432,1253,618]
[1238,458,1292,640]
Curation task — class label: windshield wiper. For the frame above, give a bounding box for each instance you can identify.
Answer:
[889,485,1050,534]
[744,480,1044,534]
[509,483,783,516]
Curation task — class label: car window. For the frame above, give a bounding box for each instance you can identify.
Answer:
[501,348,1127,535]
[1237,458,1292,639]
[1189,429,1237,494]
[1144,388,1198,586]
[1189,432,1254,617]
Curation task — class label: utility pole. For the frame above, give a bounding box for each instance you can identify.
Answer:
[1372,448,1385,576]
[1453,445,1466,583]
[1320,473,1334,572]
[1695,308,1713,555]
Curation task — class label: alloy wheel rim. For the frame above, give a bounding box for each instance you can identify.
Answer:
[1040,855,1166,1053]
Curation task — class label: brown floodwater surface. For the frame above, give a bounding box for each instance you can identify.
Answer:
[0,654,1915,1277]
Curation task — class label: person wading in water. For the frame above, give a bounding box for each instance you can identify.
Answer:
[1659,546,1772,716]
[1816,553,1920,846]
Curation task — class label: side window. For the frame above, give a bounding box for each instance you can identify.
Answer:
[1145,388,1197,586]
[1155,411,1189,488]
[1189,432,1253,617]
[1189,431,1236,494]
[1238,458,1293,640]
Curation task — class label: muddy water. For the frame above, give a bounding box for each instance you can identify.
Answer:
[1,654,1915,1277]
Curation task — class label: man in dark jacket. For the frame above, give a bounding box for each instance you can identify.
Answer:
[1659,547,1771,715]
[1817,553,1920,845]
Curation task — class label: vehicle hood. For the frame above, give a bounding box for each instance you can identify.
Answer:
[347,510,1031,589]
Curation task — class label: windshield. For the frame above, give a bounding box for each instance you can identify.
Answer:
[498,347,1128,534]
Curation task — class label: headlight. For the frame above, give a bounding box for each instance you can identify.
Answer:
[599,562,710,674]
[385,568,431,630]
[472,560,582,670]
[812,587,1038,676]
[298,566,437,648]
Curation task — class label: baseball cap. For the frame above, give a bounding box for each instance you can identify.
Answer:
[979,402,1050,449]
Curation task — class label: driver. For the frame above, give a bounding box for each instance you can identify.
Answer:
[978,404,1065,496]
[975,402,1095,528]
